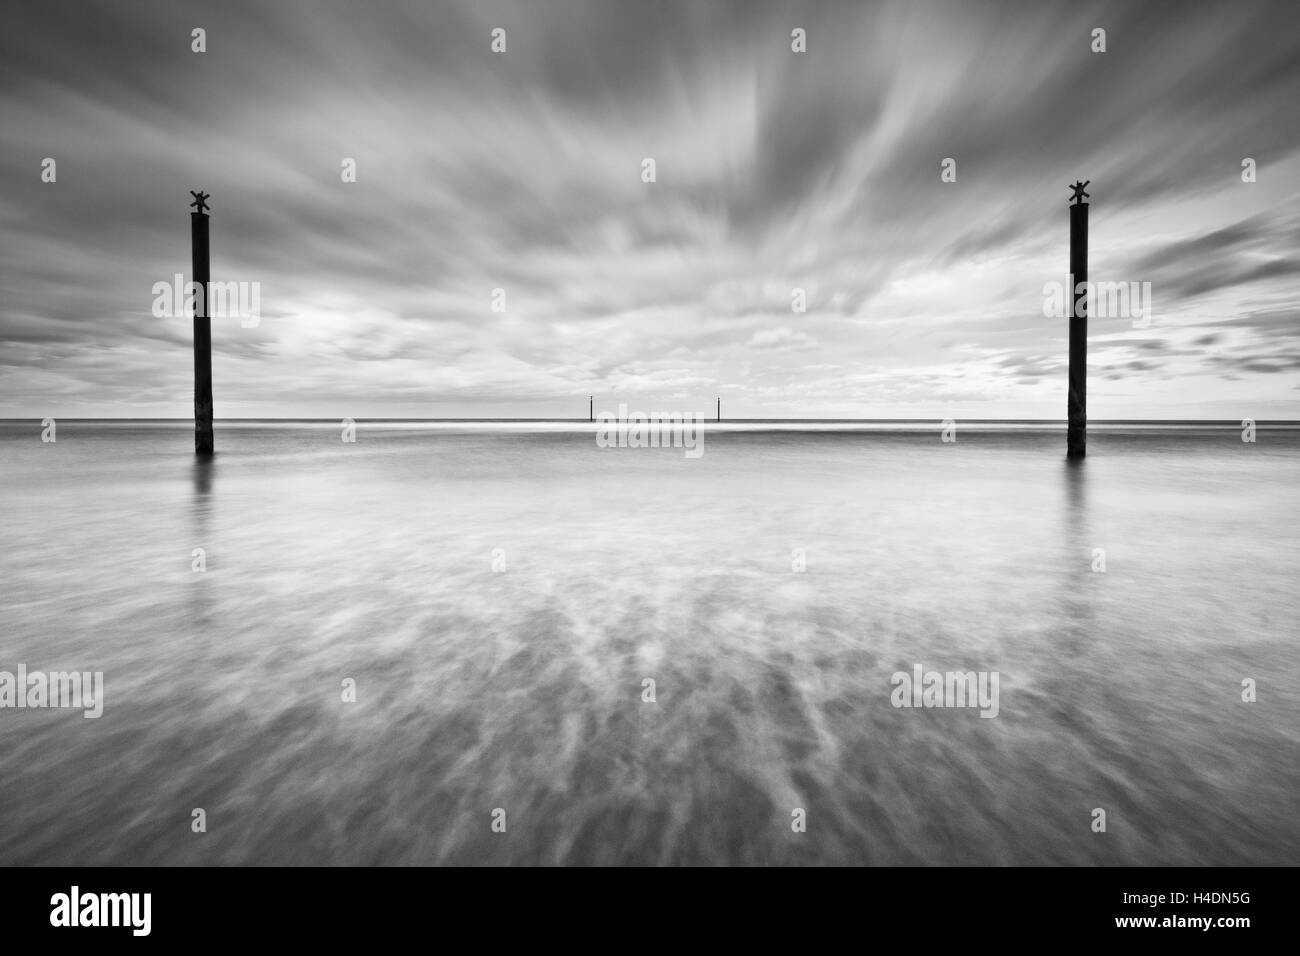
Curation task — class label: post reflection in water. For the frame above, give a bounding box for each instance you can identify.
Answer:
[1057,458,1095,662]
[188,456,215,623]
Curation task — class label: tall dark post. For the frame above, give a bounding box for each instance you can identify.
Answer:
[589,396,593,422]
[190,190,214,455]
[717,397,721,423]
[1067,180,1089,460]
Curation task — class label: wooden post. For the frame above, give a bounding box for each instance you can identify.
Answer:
[717,397,721,423]
[589,395,593,422]
[190,191,214,455]
[1067,180,1089,460]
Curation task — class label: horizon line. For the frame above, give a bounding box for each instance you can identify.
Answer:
[4,417,1296,425]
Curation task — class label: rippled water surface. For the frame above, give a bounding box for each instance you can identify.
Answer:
[1,421,1297,865]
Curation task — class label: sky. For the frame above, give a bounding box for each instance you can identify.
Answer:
[2,0,1299,420]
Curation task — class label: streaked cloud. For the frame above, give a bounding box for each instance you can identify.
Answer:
[2,0,1298,419]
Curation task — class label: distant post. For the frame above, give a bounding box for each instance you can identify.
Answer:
[1067,180,1089,460]
[190,190,214,455]
[589,395,593,422]
[717,397,721,423]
